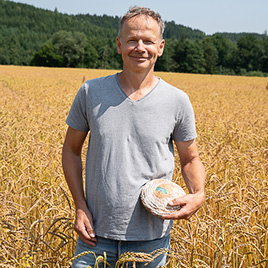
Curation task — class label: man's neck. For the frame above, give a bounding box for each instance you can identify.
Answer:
[117,69,159,101]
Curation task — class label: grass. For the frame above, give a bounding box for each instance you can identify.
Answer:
[0,66,267,267]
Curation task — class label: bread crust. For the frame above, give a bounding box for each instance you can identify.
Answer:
[140,179,186,217]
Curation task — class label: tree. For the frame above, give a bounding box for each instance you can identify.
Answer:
[210,34,234,69]
[82,42,98,68]
[202,38,218,74]
[235,34,264,72]
[173,39,205,73]
[155,38,177,72]
[262,34,268,73]
[51,31,87,67]
[31,43,64,67]
[31,31,88,67]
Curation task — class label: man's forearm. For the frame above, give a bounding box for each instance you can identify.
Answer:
[62,148,87,209]
[181,156,206,195]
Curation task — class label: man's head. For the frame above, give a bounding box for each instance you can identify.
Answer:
[116,7,165,73]
[118,6,165,40]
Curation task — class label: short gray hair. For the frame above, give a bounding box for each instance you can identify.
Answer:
[118,6,165,39]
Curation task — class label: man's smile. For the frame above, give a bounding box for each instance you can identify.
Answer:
[130,55,150,61]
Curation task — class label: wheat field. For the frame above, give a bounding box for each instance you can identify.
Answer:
[0,65,267,267]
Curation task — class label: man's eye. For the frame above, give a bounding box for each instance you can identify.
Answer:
[144,41,154,45]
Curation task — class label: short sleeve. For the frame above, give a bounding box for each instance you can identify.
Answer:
[172,94,197,142]
[66,84,90,132]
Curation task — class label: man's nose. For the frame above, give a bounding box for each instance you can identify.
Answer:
[136,40,146,52]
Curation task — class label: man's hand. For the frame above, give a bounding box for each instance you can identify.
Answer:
[162,192,205,220]
[74,207,97,247]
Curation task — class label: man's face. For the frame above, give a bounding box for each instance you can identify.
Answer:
[117,15,165,73]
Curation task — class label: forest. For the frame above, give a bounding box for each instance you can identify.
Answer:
[1,0,268,76]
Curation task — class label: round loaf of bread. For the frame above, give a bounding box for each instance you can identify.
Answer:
[140,179,186,217]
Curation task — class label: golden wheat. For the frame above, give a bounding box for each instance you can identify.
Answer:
[0,66,267,267]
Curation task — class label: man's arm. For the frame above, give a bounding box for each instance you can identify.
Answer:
[62,126,97,246]
[162,139,206,220]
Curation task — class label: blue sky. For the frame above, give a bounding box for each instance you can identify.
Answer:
[12,0,267,35]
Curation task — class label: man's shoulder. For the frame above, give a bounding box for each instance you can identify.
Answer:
[158,78,188,98]
[76,74,120,105]
[83,74,117,89]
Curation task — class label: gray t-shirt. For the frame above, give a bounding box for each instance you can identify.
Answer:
[66,74,197,241]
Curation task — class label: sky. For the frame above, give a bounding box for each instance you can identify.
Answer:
[11,0,267,35]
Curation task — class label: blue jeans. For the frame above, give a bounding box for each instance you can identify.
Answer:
[72,235,170,268]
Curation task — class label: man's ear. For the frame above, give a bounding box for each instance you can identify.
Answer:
[116,37,122,54]
[158,39,165,57]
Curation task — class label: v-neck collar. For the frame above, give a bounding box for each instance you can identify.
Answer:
[115,73,160,104]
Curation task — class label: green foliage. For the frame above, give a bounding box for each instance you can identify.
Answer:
[202,39,218,74]
[52,31,87,67]
[235,34,264,72]
[155,39,177,72]
[82,43,98,68]
[0,0,267,76]
[173,39,206,74]
[262,35,268,72]
[164,20,205,40]
[31,43,64,67]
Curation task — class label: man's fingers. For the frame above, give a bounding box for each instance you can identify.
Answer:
[74,224,94,239]
[162,206,192,220]
[80,236,97,247]
[84,222,96,238]
[163,193,205,220]
[74,225,97,246]
[74,208,97,246]
[74,221,96,237]
[168,197,186,207]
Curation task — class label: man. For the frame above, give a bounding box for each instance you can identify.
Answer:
[62,6,205,268]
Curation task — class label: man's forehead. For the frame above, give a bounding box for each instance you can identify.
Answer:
[126,14,157,27]
[122,15,160,36]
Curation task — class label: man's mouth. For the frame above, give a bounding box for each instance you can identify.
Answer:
[131,55,149,61]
